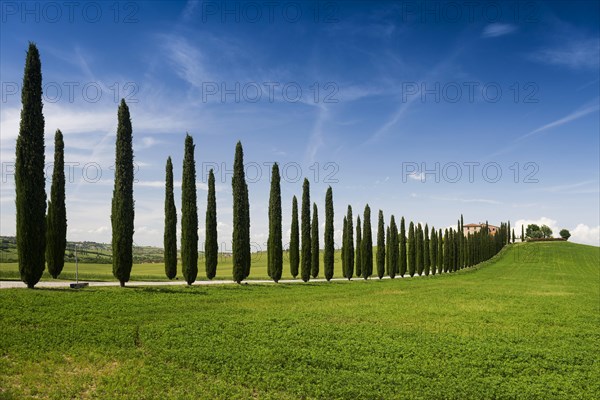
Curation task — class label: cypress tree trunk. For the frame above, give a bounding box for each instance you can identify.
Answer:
[424,224,430,276]
[376,210,385,279]
[205,168,218,280]
[181,134,198,285]
[324,187,334,281]
[164,156,177,279]
[290,196,299,278]
[311,203,319,278]
[399,217,407,277]
[408,222,415,277]
[361,205,373,279]
[16,43,46,288]
[341,216,347,278]
[232,141,250,283]
[416,223,423,276]
[355,216,361,278]
[300,178,311,282]
[345,206,354,280]
[47,129,66,279]
[267,163,282,282]
[111,99,135,287]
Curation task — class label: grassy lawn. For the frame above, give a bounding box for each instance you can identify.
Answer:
[0,242,598,399]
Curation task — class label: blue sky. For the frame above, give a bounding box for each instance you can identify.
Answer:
[1,0,599,247]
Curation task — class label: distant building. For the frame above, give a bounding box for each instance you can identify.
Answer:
[463,223,499,236]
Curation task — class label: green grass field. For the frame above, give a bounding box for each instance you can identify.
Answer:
[1,242,598,399]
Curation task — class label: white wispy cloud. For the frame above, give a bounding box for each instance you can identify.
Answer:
[519,102,599,140]
[530,37,600,70]
[482,23,517,38]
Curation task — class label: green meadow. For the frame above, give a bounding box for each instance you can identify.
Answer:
[0,241,598,399]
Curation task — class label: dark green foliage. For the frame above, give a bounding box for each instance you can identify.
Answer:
[443,229,450,273]
[111,99,135,287]
[181,134,198,285]
[559,229,571,240]
[385,227,390,277]
[267,164,283,282]
[232,141,250,283]
[416,223,423,276]
[399,217,407,277]
[341,216,347,278]
[46,130,66,279]
[324,187,334,281]
[376,210,385,279]
[290,196,300,278]
[354,216,361,279]
[430,227,436,276]
[344,206,354,280]
[16,43,46,288]
[205,168,218,280]
[300,178,311,282]
[361,205,373,279]
[311,203,319,278]
[388,215,398,279]
[521,225,525,242]
[408,222,416,277]
[438,228,443,274]
[423,224,430,276]
[164,157,177,279]
[507,221,511,245]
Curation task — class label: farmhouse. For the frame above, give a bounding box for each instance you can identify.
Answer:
[463,223,499,236]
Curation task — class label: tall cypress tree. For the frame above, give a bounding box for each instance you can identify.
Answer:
[46,129,66,279]
[507,221,511,246]
[424,223,430,276]
[290,196,299,278]
[443,229,450,273]
[181,134,198,285]
[345,206,354,280]
[389,215,398,279]
[300,178,311,282]
[324,186,334,281]
[164,156,177,279]
[521,225,525,242]
[376,210,385,279]
[430,226,437,276]
[361,205,373,279]
[416,223,423,276]
[205,168,218,280]
[267,163,283,282]
[386,226,391,277]
[311,203,319,278]
[438,228,443,274]
[16,42,46,288]
[111,99,135,287]
[399,217,407,277]
[512,228,515,244]
[408,222,416,277]
[355,215,361,279]
[342,216,347,278]
[232,141,250,283]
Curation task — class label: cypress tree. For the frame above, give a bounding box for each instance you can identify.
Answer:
[111,99,135,287]
[361,205,373,279]
[376,210,385,279]
[389,215,398,279]
[15,43,46,288]
[181,134,198,285]
[521,225,525,242]
[507,221,511,245]
[512,228,515,244]
[408,221,415,277]
[438,228,443,274]
[205,168,218,280]
[232,141,250,283]
[46,129,67,279]
[267,163,283,282]
[355,216,361,279]
[342,216,347,278]
[324,186,334,281]
[164,156,177,279]
[416,223,424,275]
[424,224,430,276]
[290,196,299,278]
[300,178,311,282]
[443,229,450,273]
[345,206,354,280]
[430,226,436,276]
[399,217,407,277]
[386,226,390,277]
[311,203,319,278]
